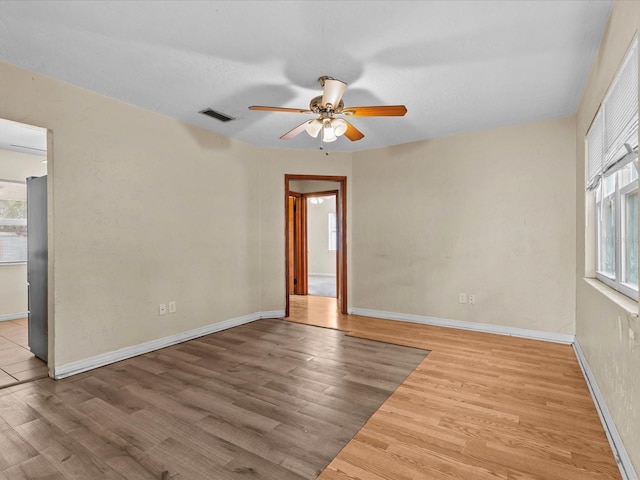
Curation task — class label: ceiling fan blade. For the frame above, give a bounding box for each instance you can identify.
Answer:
[343,120,365,141]
[342,105,407,117]
[280,120,311,140]
[249,106,313,114]
[321,78,347,109]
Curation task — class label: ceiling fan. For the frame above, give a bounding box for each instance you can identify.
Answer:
[248,76,407,143]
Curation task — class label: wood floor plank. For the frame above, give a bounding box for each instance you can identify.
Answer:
[2,454,66,480]
[0,428,39,471]
[130,407,239,466]
[224,450,308,480]
[286,296,621,480]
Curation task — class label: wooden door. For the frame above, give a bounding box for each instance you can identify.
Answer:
[288,196,295,292]
[293,196,308,294]
[288,193,307,295]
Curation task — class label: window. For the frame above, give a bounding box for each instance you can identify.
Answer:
[587,37,638,300]
[596,162,638,297]
[328,212,337,251]
[0,180,28,264]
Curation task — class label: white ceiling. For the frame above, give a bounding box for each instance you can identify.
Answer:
[0,1,613,152]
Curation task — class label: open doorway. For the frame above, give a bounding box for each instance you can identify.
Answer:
[306,192,337,297]
[287,190,338,297]
[0,118,48,387]
[285,175,347,317]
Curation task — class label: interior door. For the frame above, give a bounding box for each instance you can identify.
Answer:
[27,175,48,362]
[288,196,295,292]
[291,194,308,295]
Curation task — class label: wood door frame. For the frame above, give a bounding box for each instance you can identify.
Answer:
[285,174,348,316]
[288,191,308,295]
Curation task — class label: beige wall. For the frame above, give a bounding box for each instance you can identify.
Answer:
[575,0,640,472]
[0,149,47,181]
[0,61,352,368]
[0,55,575,370]
[255,151,351,312]
[0,264,28,318]
[0,149,47,317]
[352,116,576,334]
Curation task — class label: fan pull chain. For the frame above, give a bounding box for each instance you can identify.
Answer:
[319,137,329,155]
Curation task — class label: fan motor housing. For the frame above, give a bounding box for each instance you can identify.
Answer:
[310,96,344,114]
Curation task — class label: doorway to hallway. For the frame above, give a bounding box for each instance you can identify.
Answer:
[284,175,347,317]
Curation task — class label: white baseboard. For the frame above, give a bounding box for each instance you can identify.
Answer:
[347,308,575,344]
[573,340,638,480]
[309,273,336,277]
[53,309,285,380]
[0,312,28,322]
[259,310,285,319]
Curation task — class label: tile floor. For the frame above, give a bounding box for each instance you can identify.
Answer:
[307,274,336,297]
[0,318,47,388]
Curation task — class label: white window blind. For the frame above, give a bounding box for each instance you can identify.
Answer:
[587,111,604,188]
[604,40,638,168]
[587,37,638,188]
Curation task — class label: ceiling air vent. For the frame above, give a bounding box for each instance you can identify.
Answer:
[199,108,235,122]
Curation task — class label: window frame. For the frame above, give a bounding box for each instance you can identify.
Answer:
[594,157,638,300]
[587,36,639,301]
[328,212,337,252]
[620,166,638,294]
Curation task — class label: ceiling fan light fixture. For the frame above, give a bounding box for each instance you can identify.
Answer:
[322,121,338,143]
[305,119,323,138]
[331,118,348,137]
[249,75,405,143]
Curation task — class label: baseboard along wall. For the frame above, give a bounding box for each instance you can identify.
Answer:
[0,312,28,322]
[573,340,638,480]
[52,310,285,379]
[347,307,575,344]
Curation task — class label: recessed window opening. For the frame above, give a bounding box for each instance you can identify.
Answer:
[586,37,639,300]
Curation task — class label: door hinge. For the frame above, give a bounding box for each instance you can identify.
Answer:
[294,278,297,285]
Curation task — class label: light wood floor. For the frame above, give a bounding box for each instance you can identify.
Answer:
[0,319,48,388]
[288,295,621,480]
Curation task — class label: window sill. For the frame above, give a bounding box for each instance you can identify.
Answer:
[583,277,638,316]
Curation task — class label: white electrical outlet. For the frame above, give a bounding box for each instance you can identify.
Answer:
[159,303,167,315]
[469,294,475,305]
[169,301,176,313]
[459,293,467,304]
